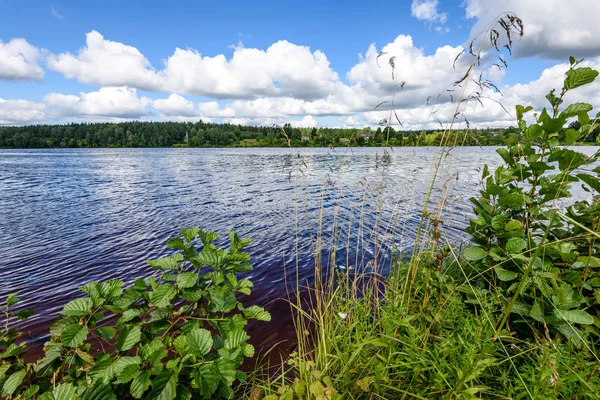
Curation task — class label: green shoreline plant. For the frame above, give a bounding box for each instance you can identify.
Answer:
[1,228,270,399]
[250,61,600,399]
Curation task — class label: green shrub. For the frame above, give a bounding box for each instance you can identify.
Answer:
[0,227,270,399]
[463,58,600,341]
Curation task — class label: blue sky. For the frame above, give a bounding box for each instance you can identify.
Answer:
[0,0,599,128]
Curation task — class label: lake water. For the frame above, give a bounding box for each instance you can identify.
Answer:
[0,146,597,355]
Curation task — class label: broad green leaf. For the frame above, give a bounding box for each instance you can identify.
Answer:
[22,384,39,399]
[116,364,140,384]
[495,267,517,282]
[224,330,249,350]
[116,326,142,352]
[89,354,116,384]
[242,344,255,357]
[237,278,254,295]
[506,237,527,254]
[242,305,271,321]
[51,383,77,400]
[561,102,593,118]
[148,374,178,400]
[564,67,599,90]
[576,173,600,193]
[504,220,522,231]
[61,297,93,317]
[167,237,186,250]
[61,324,88,347]
[524,124,541,141]
[530,301,545,322]
[176,272,197,289]
[174,385,192,400]
[554,309,594,325]
[1,343,26,359]
[193,249,227,268]
[96,326,116,340]
[198,230,220,246]
[120,308,142,323]
[113,288,144,309]
[515,104,533,121]
[80,383,117,400]
[464,247,486,261]
[187,328,213,356]
[180,227,201,242]
[147,256,180,271]
[11,309,34,320]
[564,129,580,145]
[130,370,152,399]
[3,369,26,396]
[100,280,124,298]
[194,363,220,398]
[149,284,176,308]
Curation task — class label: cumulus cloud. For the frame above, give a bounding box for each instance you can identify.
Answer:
[290,115,318,128]
[153,94,196,117]
[0,99,47,125]
[0,38,44,81]
[411,0,447,24]
[45,87,151,118]
[464,0,600,59]
[47,32,340,100]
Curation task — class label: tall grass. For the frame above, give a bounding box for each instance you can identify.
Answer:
[247,12,600,400]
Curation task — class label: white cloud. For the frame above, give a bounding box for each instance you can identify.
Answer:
[45,87,151,118]
[290,115,318,128]
[411,0,447,24]
[153,94,196,116]
[464,0,600,59]
[0,99,46,125]
[47,31,161,90]
[47,32,340,100]
[0,38,44,81]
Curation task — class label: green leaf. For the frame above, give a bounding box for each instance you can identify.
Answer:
[504,220,522,231]
[167,237,187,250]
[194,363,220,398]
[80,384,117,400]
[242,305,271,321]
[180,227,201,242]
[11,309,34,320]
[506,237,527,254]
[51,383,77,400]
[116,325,142,352]
[187,328,213,356]
[61,297,93,317]
[564,129,580,145]
[554,309,594,325]
[193,249,227,268]
[564,67,599,90]
[6,293,20,306]
[100,280,124,298]
[61,324,88,347]
[96,326,116,340]
[147,256,180,271]
[116,364,140,384]
[495,267,518,282]
[242,344,255,357]
[149,284,176,308]
[1,343,26,359]
[496,148,511,164]
[22,384,39,399]
[2,369,26,396]
[224,330,249,350]
[89,354,116,384]
[148,374,178,400]
[561,102,593,118]
[198,230,220,246]
[176,272,197,289]
[464,247,487,261]
[173,335,189,355]
[530,301,546,322]
[130,370,152,399]
[524,124,541,141]
[576,173,600,193]
[515,104,533,121]
[119,308,143,323]
[0,364,11,380]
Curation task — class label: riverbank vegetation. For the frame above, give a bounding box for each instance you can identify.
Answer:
[2,12,600,400]
[247,58,600,399]
[1,120,599,149]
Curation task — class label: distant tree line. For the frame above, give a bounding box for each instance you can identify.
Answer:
[0,120,598,149]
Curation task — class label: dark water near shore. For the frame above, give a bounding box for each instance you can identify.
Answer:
[1,146,597,356]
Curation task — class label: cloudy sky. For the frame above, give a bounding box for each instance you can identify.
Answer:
[1,0,599,129]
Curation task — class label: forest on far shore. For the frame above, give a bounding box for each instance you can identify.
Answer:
[1,119,598,148]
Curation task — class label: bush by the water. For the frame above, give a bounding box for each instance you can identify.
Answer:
[1,228,270,399]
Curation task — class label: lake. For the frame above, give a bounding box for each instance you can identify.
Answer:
[0,146,597,354]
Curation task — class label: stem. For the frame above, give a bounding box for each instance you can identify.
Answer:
[493,211,557,340]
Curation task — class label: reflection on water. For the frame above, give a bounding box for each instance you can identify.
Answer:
[0,146,597,352]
